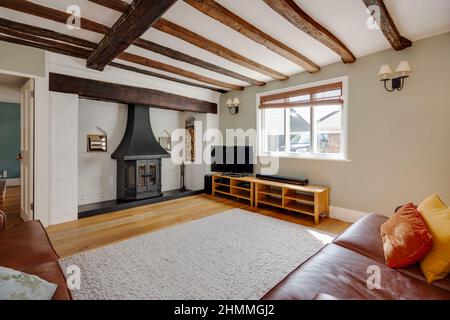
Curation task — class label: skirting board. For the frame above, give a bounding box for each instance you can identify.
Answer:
[329,206,369,223]
[5,178,20,187]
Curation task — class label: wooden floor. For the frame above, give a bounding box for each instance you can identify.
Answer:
[3,186,22,229]
[47,194,351,258]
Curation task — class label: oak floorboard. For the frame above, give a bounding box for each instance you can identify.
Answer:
[47,194,351,258]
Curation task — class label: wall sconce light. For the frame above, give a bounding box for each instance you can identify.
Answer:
[378,61,412,92]
[226,97,240,115]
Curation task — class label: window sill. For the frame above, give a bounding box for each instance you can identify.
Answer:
[258,153,351,162]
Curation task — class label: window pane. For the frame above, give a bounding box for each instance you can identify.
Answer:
[289,108,311,154]
[263,108,285,152]
[314,105,342,154]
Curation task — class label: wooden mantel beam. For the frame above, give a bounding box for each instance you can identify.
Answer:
[362,0,412,50]
[87,0,176,70]
[263,0,356,63]
[184,0,320,72]
[49,73,218,114]
[88,0,288,80]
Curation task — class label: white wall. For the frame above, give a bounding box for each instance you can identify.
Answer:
[149,108,184,192]
[184,112,219,191]
[49,92,78,225]
[78,99,127,205]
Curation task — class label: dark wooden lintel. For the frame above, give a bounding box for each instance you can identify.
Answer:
[49,73,218,114]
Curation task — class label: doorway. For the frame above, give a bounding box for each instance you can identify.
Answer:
[0,72,34,228]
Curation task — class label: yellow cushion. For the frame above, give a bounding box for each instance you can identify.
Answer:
[418,194,450,283]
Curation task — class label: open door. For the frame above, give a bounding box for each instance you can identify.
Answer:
[19,79,34,221]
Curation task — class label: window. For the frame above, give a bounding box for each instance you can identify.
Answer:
[259,80,347,159]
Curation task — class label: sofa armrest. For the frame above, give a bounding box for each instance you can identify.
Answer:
[0,210,6,231]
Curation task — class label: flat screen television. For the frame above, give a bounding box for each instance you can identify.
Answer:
[211,146,254,174]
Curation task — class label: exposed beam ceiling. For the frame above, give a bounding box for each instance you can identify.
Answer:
[0,1,241,91]
[154,19,288,80]
[0,17,96,49]
[0,0,109,34]
[88,0,288,80]
[87,0,176,70]
[262,0,356,63]
[362,0,412,50]
[0,18,226,92]
[133,38,265,86]
[184,0,320,72]
[49,73,218,114]
[89,0,129,12]
[108,62,227,93]
[0,33,90,59]
[117,52,243,90]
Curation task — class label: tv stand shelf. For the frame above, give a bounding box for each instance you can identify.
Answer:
[212,174,329,224]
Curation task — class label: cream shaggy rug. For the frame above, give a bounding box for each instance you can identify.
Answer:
[60,209,333,300]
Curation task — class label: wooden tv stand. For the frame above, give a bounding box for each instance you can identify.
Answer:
[212,174,329,224]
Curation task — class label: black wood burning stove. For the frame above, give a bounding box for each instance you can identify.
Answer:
[112,104,170,201]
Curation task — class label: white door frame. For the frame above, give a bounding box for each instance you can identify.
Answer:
[20,78,35,221]
[0,66,50,226]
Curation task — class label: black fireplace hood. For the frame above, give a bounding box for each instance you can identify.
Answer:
[112,104,170,160]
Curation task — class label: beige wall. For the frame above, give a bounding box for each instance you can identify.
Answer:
[220,32,450,216]
[0,41,46,77]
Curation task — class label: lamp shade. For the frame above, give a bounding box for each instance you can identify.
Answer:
[226,98,233,106]
[232,97,240,106]
[378,64,393,79]
[395,61,412,76]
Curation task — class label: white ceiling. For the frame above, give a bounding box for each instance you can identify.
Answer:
[1,0,449,92]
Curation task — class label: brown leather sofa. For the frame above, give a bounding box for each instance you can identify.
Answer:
[0,211,72,300]
[263,213,450,300]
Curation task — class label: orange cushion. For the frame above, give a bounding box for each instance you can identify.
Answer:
[380,203,433,268]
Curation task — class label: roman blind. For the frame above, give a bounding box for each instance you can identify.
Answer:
[259,82,343,109]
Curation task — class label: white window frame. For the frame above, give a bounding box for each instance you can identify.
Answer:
[256,76,349,161]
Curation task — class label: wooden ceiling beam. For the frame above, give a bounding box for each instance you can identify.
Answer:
[134,38,265,86]
[184,0,320,72]
[88,0,129,12]
[0,33,90,59]
[49,73,218,114]
[0,17,96,49]
[263,0,356,63]
[87,0,176,70]
[108,62,227,93]
[0,18,226,92]
[88,0,288,80]
[362,0,412,50]
[154,19,289,80]
[117,52,243,91]
[0,0,109,34]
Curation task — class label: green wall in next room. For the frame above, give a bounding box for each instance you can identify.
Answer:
[0,101,20,179]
